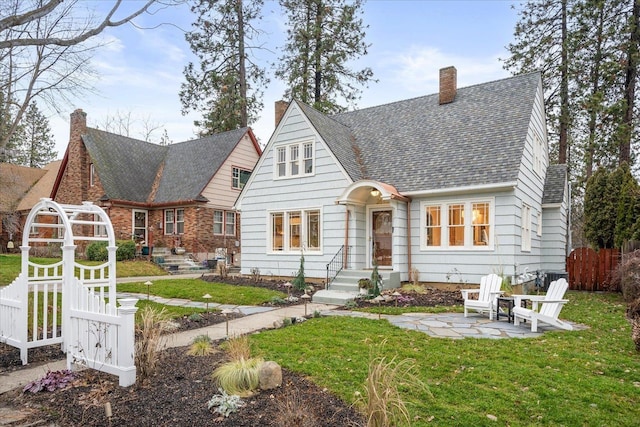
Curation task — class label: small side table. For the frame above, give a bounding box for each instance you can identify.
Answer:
[496,297,515,322]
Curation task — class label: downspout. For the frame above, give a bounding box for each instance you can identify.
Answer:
[344,208,350,269]
[406,201,412,278]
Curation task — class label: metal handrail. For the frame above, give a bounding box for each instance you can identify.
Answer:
[325,245,351,289]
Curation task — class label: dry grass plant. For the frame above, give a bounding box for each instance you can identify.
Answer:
[408,267,420,286]
[273,389,319,427]
[135,306,171,383]
[357,341,430,427]
[225,334,252,361]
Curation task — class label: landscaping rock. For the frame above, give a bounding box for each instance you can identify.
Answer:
[259,361,282,390]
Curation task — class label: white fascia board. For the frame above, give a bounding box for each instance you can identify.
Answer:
[403,181,517,198]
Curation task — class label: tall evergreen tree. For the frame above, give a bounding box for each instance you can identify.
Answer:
[14,102,57,167]
[504,0,572,164]
[276,0,374,114]
[180,0,267,136]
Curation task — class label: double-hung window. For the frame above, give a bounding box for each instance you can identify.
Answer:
[421,199,493,250]
[213,210,236,236]
[533,133,544,176]
[94,214,107,237]
[269,208,321,252]
[274,141,314,178]
[165,208,184,235]
[232,167,251,189]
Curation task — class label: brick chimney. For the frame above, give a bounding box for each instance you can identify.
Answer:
[439,66,457,105]
[275,100,288,127]
[70,108,87,139]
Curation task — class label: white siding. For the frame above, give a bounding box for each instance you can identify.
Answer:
[239,104,352,279]
[201,133,260,210]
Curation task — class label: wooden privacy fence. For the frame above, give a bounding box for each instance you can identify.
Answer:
[566,247,620,291]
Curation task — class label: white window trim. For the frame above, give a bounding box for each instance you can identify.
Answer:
[273,140,315,179]
[164,208,184,235]
[537,211,542,237]
[419,198,495,251]
[532,133,545,177]
[266,207,322,254]
[225,211,236,236]
[132,209,148,243]
[232,167,251,190]
[522,204,532,252]
[213,210,224,235]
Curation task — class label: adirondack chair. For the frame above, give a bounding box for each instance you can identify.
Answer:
[512,278,572,332]
[460,273,503,320]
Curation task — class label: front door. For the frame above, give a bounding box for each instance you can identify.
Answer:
[371,209,392,267]
[132,210,148,244]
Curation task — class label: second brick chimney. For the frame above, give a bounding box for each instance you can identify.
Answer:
[275,100,288,127]
[439,66,457,105]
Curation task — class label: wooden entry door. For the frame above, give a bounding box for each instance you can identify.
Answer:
[371,210,392,267]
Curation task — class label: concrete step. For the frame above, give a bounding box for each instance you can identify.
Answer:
[312,289,361,305]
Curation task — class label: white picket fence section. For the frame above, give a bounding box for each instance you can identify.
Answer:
[67,275,137,387]
[0,198,138,387]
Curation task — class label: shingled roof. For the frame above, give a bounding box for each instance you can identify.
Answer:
[303,72,542,193]
[82,127,250,204]
[542,164,567,205]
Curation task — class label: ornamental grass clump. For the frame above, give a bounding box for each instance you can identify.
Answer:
[356,341,430,427]
[135,306,171,383]
[212,334,264,396]
[211,356,264,397]
[187,334,216,356]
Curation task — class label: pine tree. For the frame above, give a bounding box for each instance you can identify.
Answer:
[180,0,267,136]
[13,102,57,167]
[276,0,374,114]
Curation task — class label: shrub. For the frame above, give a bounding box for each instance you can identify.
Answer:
[292,253,306,291]
[610,250,640,302]
[207,388,245,417]
[135,307,171,383]
[211,357,264,397]
[86,241,108,261]
[273,389,318,427]
[116,239,136,261]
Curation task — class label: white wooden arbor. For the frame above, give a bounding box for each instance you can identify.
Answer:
[0,198,138,386]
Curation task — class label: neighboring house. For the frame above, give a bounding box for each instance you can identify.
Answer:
[235,67,569,287]
[52,109,262,264]
[0,161,62,252]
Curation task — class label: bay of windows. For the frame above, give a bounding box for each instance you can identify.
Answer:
[422,200,492,249]
[270,209,320,252]
[275,141,314,178]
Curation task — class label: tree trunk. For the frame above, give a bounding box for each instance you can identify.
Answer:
[236,0,247,128]
[558,0,569,164]
[620,0,640,165]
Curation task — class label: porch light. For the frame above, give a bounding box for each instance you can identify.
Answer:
[370,188,381,198]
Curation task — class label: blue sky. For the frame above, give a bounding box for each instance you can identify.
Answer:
[47,0,521,158]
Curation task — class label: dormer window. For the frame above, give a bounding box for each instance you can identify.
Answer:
[275,141,314,179]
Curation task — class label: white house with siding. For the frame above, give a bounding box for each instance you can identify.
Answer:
[235,67,569,304]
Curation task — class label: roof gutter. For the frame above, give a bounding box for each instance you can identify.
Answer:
[402,181,517,198]
[99,198,207,209]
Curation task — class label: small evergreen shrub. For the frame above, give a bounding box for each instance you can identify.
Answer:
[292,253,306,291]
[116,239,136,261]
[86,241,108,261]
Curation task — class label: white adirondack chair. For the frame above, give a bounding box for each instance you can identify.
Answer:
[512,278,572,333]
[460,273,503,320]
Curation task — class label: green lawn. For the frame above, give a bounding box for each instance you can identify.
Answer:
[3,254,639,425]
[117,279,286,306]
[250,291,640,426]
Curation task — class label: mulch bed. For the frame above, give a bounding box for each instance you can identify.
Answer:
[0,276,464,426]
